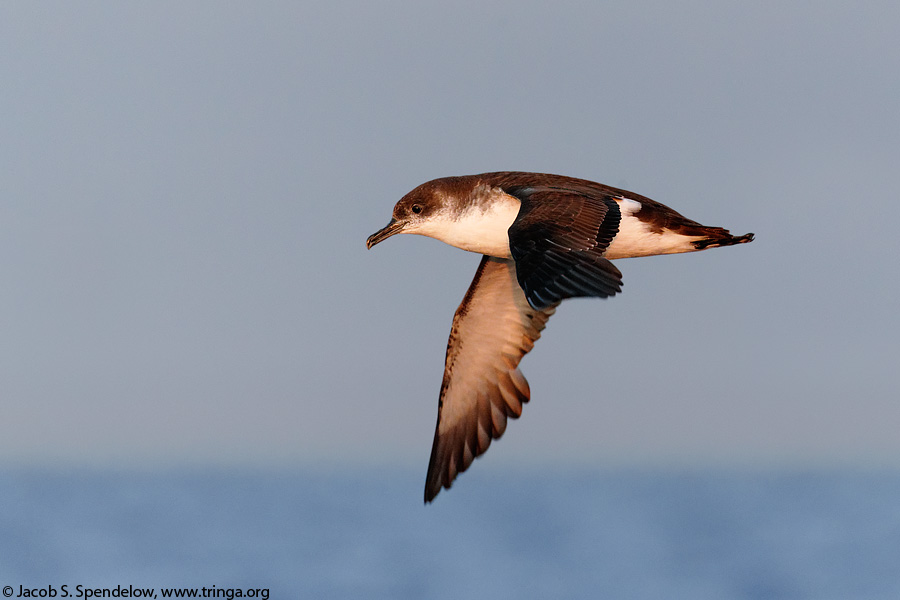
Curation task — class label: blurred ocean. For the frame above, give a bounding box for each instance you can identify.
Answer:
[1,467,899,599]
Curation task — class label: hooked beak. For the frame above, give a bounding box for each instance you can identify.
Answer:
[366,218,406,249]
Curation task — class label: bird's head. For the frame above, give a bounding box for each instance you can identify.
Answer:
[366,181,452,249]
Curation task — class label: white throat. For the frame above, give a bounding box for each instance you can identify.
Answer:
[411,188,521,259]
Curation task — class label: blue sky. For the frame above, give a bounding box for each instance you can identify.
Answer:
[1,1,898,472]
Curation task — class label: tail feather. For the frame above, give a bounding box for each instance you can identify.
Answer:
[692,231,755,250]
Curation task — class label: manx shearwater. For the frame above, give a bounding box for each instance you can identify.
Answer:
[366,171,754,502]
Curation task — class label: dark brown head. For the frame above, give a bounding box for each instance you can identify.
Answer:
[366,177,477,249]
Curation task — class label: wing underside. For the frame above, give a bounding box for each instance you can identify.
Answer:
[424,256,556,502]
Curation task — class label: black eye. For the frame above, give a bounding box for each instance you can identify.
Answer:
[411,204,423,214]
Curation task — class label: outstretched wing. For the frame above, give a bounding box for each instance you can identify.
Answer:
[424,256,556,502]
[505,185,623,310]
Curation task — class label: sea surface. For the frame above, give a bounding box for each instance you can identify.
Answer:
[1,467,899,599]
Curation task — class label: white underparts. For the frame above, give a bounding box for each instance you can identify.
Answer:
[406,193,706,261]
[605,198,703,259]
[408,189,520,259]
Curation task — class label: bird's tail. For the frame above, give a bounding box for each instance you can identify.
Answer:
[691,230,755,250]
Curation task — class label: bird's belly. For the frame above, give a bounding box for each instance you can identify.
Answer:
[605,200,702,259]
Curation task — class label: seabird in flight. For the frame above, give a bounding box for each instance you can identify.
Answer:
[366,171,754,502]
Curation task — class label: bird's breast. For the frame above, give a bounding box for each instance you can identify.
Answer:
[424,195,520,259]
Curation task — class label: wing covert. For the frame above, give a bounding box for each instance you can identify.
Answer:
[505,185,623,310]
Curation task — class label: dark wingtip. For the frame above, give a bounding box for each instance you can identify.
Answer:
[424,482,441,504]
[423,452,444,504]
